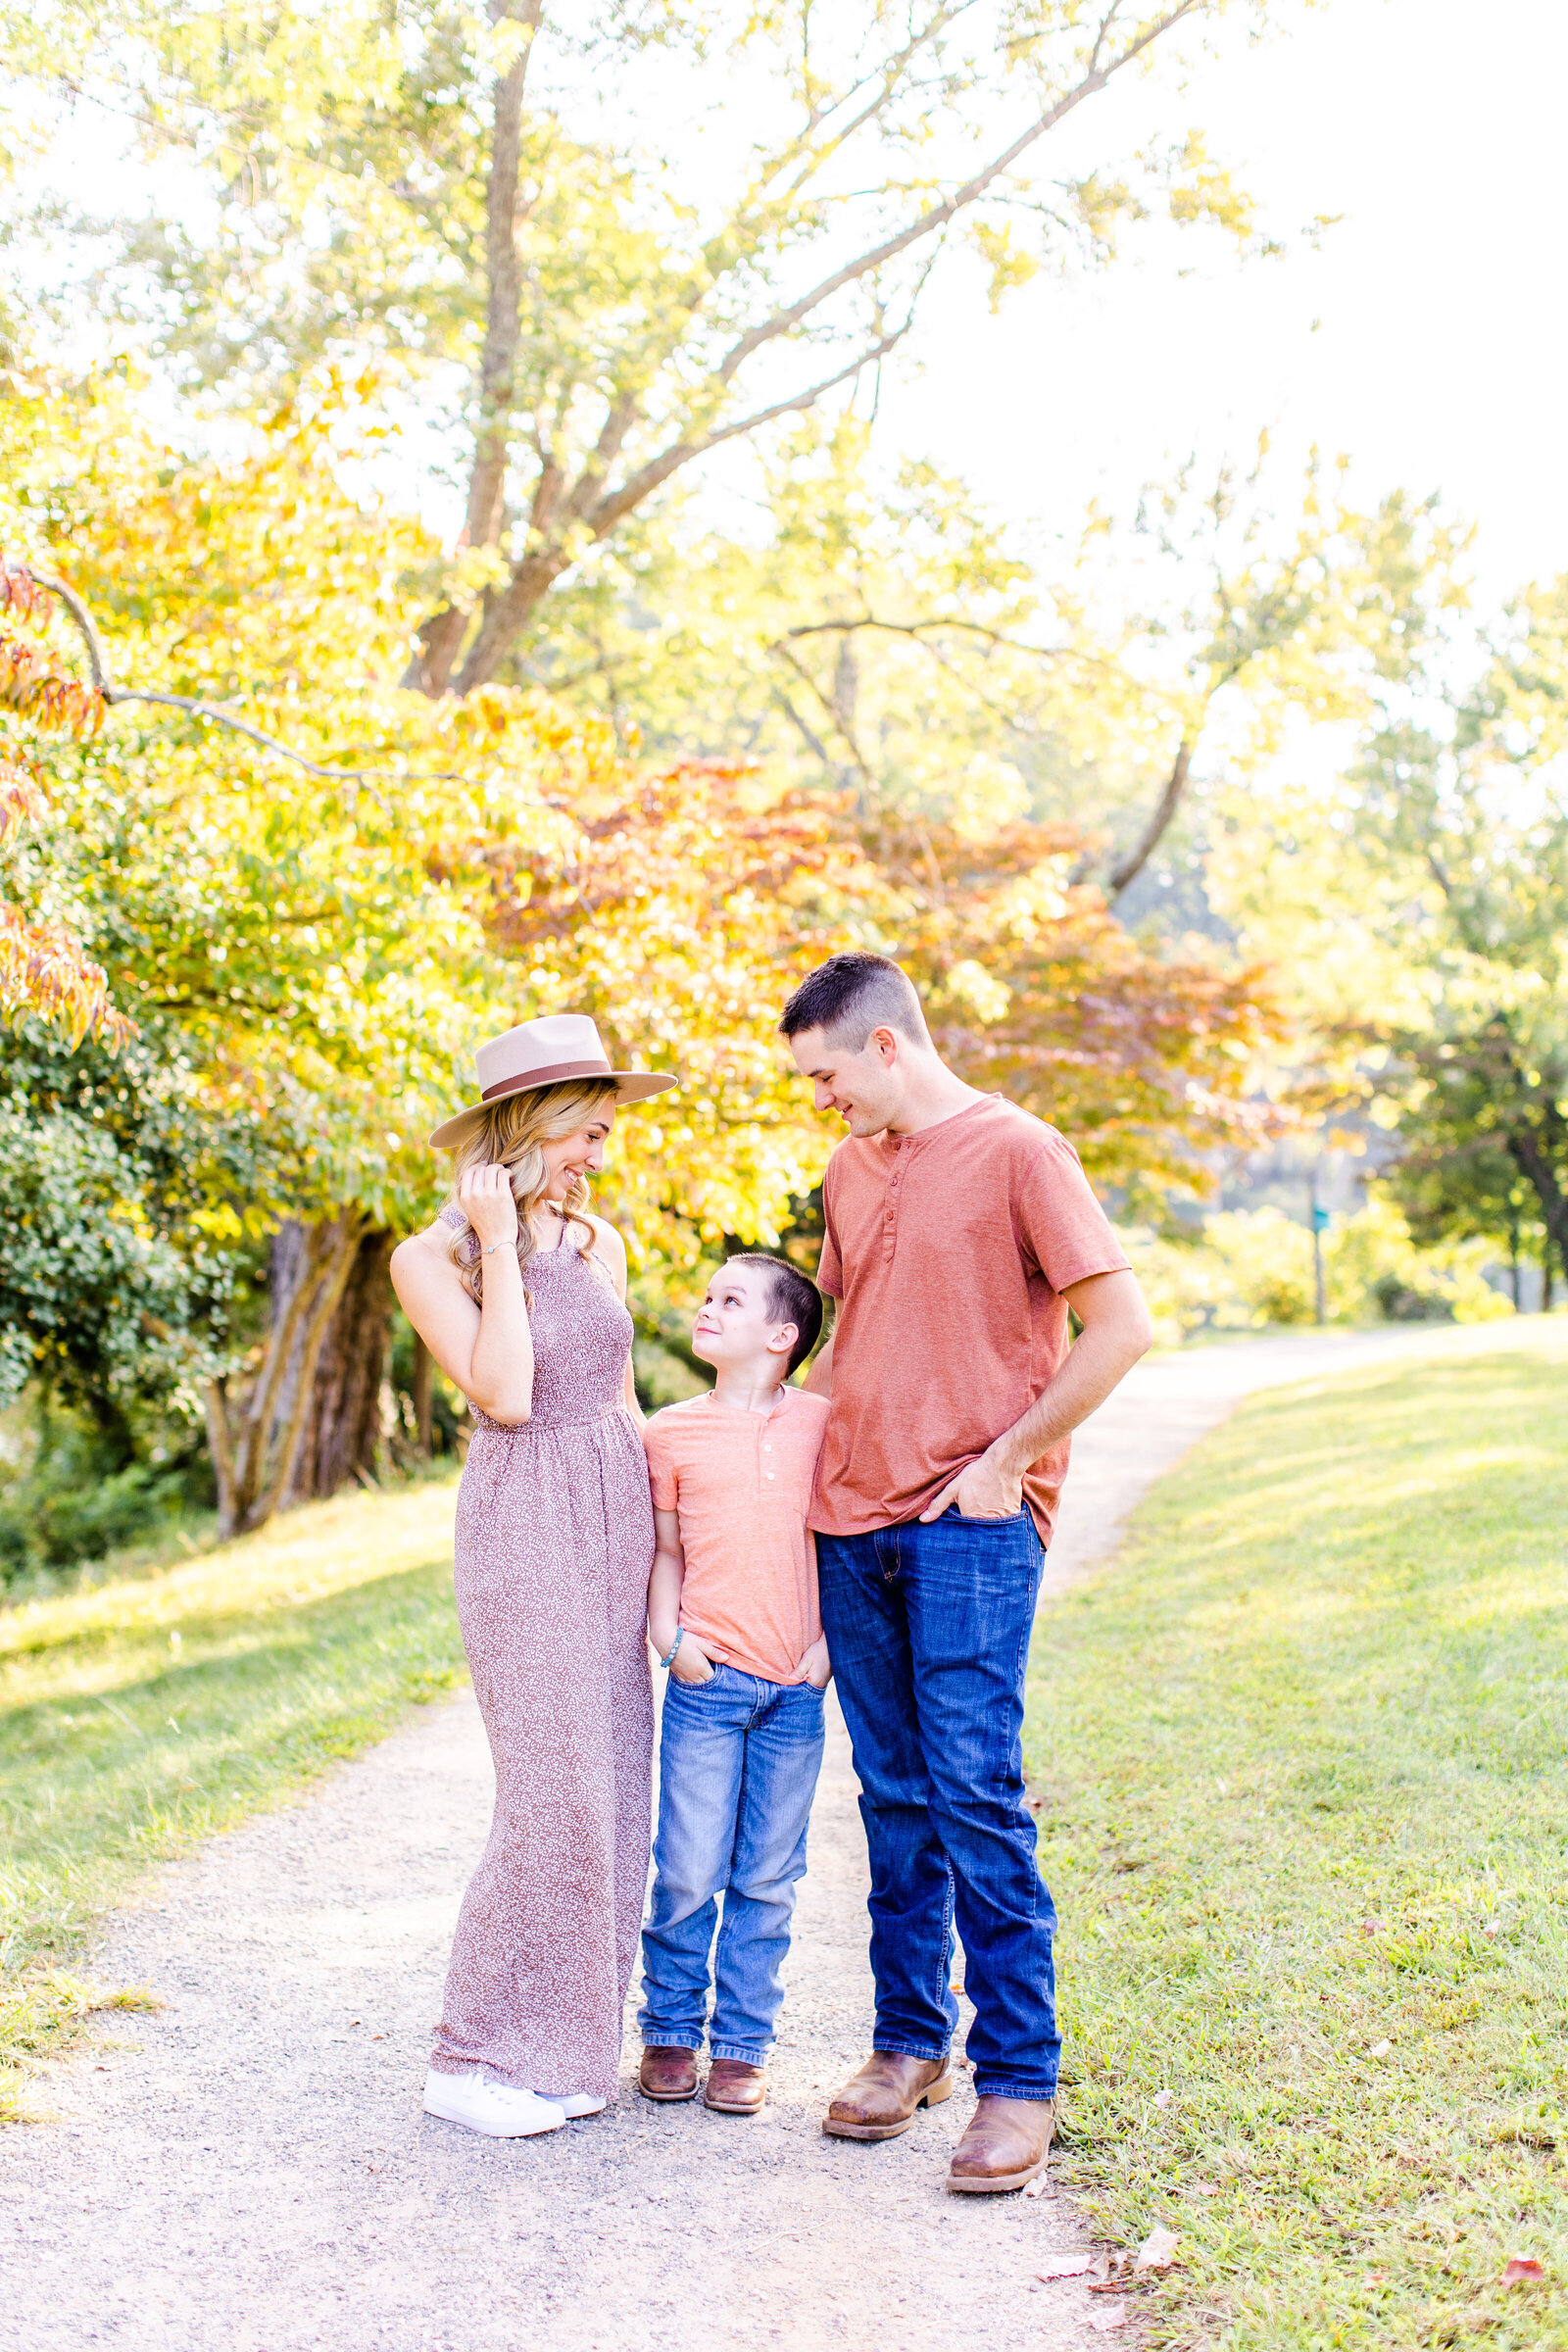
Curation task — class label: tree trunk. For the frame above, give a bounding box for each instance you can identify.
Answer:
[403,0,542,695]
[204,1211,366,1538]
[270,1223,394,1495]
[274,1225,395,1502]
[1508,1123,1568,1294]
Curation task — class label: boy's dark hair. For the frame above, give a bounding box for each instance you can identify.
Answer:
[778,952,927,1053]
[728,1253,824,1379]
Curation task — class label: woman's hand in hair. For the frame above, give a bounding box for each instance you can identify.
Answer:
[458,1160,519,1250]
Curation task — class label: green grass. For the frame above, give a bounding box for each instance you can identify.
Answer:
[0,1476,465,2113]
[1029,1329,1568,2349]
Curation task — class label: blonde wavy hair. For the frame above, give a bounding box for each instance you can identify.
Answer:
[443,1078,618,1301]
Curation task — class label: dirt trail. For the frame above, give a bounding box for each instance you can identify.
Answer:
[1,1321,1544,2351]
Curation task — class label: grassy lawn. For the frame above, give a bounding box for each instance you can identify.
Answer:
[0,1476,465,2113]
[1029,1330,1568,2349]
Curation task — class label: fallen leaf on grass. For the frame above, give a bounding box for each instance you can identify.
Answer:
[1036,2257,1095,2281]
[1152,2088,1173,2109]
[1021,2171,1050,2198]
[1361,1918,1385,1935]
[1369,2038,1393,2058]
[1188,2180,1220,2197]
[1135,2226,1179,2273]
[1087,2304,1130,2332]
[1502,2259,1545,2284]
[1482,1922,1499,1937]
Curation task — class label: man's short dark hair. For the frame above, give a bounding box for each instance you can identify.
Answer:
[728,1253,824,1379]
[778,952,927,1052]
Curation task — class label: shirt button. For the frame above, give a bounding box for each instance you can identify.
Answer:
[766,1472,775,1480]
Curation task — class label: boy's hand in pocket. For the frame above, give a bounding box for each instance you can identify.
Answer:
[669,1636,716,1686]
[800,1636,833,1690]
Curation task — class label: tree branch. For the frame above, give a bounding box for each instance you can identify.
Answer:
[715,3,1197,384]
[31,570,462,785]
[584,322,911,546]
[780,613,1060,657]
[453,325,911,690]
[1107,734,1196,903]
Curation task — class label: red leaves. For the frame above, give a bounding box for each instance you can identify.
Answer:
[1501,2258,1545,2284]
[0,557,123,1039]
[0,555,105,738]
[0,757,43,842]
[0,903,131,1046]
[0,634,104,736]
[0,557,50,622]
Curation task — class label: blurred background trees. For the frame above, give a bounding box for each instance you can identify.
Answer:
[0,0,1560,1582]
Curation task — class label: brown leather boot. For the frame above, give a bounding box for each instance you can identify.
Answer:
[822,2052,953,2141]
[945,2093,1055,2192]
[704,2058,766,2115]
[638,2046,700,2102]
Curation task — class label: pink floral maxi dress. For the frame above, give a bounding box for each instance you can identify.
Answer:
[429,1216,655,2101]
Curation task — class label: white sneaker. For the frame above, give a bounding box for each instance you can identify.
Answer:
[551,2092,608,2119]
[422,2068,566,2138]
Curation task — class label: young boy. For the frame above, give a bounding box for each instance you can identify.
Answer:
[639,1253,831,2115]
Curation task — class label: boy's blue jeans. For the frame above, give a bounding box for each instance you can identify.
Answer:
[639,1662,825,2063]
[815,1509,1059,2101]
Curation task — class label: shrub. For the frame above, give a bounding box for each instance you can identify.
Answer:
[1122,1200,1513,1345]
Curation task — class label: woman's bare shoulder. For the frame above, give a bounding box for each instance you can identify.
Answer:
[582,1209,627,1259]
[393,1216,465,1274]
[580,1210,628,1294]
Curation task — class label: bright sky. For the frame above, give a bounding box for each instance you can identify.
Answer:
[878,0,1568,608]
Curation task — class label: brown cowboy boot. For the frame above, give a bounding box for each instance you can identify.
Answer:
[704,2058,767,2115]
[638,2046,700,2102]
[822,2052,953,2142]
[945,2093,1055,2192]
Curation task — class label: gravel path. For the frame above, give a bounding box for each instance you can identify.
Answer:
[2,1321,1548,2351]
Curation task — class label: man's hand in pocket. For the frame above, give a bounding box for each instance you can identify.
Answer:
[918,1450,1023,1523]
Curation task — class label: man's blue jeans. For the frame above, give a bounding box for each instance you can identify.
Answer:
[639,1663,826,2063]
[815,1510,1058,2100]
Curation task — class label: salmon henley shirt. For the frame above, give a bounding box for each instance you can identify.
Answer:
[644,1384,829,1686]
[810,1094,1131,1548]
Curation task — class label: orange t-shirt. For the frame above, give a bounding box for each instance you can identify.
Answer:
[811,1095,1131,1546]
[644,1386,829,1686]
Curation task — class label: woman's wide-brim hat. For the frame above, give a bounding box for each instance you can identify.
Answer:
[429,1014,676,1150]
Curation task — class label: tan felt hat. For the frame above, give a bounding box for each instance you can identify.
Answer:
[429,1014,676,1149]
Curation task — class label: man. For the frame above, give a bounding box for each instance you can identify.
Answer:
[782,951,1152,2194]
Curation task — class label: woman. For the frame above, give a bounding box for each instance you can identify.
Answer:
[391,1012,675,2139]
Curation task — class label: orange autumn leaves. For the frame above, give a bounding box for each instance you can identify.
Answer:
[0,558,124,1048]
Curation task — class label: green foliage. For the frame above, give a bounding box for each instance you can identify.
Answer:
[1030,1332,1568,2348]
[1122,1200,1513,1344]
[0,1423,186,1583]
[0,1026,257,1428]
